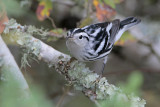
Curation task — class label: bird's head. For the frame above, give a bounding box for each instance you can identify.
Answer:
[66,28,89,47]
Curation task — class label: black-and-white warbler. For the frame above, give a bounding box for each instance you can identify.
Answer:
[66,17,141,74]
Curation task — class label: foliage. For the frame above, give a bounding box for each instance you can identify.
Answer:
[1,0,26,16]
[120,71,143,96]
[93,0,116,21]
[103,0,124,8]
[0,70,54,107]
[36,0,53,21]
[0,9,8,34]
[79,16,93,28]
[100,71,144,107]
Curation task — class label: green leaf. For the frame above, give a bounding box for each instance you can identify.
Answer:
[2,0,26,16]
[50,28,64,35]
[0,70,54,107]
[120,71,143,95]
[79,16,93,28]
[114,0,123,4]
[104,0,116,8]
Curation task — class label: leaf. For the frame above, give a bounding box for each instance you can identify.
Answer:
[104,0,124,7]
[104,0,115,8]
[119,71,143,95]
[115,31,137,46]
[113,0,124,4]
[93,0,116,22]
[79,16,93,28]
[47,28,66,41]
[0,70,53,107]
[49,28,65,36]
[2,0,26,17]
[0,5,9,34]
[36,0,53,21]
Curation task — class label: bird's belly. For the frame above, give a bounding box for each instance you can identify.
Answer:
[70,49,85,61]
[67,44,85,61]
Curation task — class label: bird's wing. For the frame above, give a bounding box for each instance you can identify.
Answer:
[84,20,119,53]
[108,19,120,44]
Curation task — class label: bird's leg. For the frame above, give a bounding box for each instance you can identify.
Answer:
[100,62,105,76]
[93,57,107,93]
[92,57,108,76]
[100,57,107,76]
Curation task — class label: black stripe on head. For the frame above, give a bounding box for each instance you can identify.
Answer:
[69,28,75,34]
[67,28,76,38]
[68,28,83,35]
[84,36,89,41]
[73,28,84,34]
[72,28,90,41]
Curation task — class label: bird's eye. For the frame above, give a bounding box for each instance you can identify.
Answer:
[79,35,83,39]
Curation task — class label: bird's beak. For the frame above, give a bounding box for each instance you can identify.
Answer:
[66,36,74,40]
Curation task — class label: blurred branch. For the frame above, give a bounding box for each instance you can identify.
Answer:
[86,0,93,16]
[128,26,160,62]
[56,87,70,107]
[0,35,29,97]
[2,19,146,107]
[137,40,160,61]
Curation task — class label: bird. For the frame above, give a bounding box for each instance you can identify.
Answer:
[66,17,141,74]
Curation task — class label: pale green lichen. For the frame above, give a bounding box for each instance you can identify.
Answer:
[3,19,41,68]
[68,61,89,80]
[129,95,146,107]
[68,61,99,90]
[3,19,22,34]
[82,73,99,88]
[27,25,49,39]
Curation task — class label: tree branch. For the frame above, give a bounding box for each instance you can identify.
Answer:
[0,35,29,97]
[2,19,146,107]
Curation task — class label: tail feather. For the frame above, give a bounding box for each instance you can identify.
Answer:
[120,17,141,30]
[115,17,141,42]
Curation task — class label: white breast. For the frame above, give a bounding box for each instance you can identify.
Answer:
[66,41,85,61]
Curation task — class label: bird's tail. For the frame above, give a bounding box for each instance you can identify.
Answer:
[115,17,141,42]
[120,17,141,30]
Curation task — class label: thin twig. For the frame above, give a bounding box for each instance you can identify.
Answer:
[138,40,160,62]
[56,87,70,107]
[86,0,93,17]
[47,16,57,29]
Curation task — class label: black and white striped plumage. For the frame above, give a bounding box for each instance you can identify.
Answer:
[66,17,141,73]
